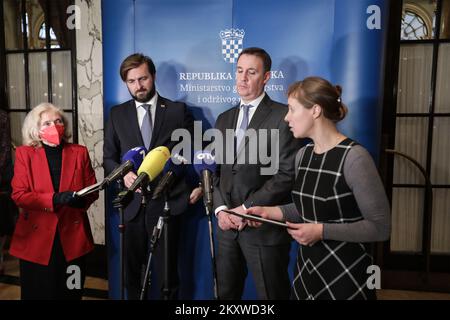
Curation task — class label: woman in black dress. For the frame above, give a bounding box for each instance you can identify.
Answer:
[247,77,391,300]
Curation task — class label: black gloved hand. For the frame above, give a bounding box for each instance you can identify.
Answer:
[67,193,86,208]
[53,191,86,209]
[53,191,75,206]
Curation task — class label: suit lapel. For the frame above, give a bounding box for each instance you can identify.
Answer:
[33,147,54,192]
[226,106,242,161]
[220,107,239,192]
[60,144,76,191]
[230,105,240,130]
[248,95,272,131]
[150,97,167,149]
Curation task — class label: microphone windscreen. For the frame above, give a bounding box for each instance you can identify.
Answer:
[122,146,147,171]
[137,146,170,181]
[193,150,216,175]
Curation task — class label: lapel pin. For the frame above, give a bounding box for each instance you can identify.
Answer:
[161,104,166,108]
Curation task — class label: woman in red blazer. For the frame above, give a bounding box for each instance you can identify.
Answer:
[10,102,99,300]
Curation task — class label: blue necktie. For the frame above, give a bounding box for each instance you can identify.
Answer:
[141,104,153,150]
[236,104,251,150]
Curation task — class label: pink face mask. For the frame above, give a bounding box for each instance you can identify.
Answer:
[40,124,65,146]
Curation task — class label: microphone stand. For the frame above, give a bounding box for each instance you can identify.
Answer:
[111,176,143,300]
[203,192,219,300]
[112,179,126,300]
[81,174,130,300]
[162,190,171,300]
[87,168,137,300]
[139,189,172,300]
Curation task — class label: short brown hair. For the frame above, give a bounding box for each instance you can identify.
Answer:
[287,76,348,122]
[119,53,156,81]
[238,47,272,73]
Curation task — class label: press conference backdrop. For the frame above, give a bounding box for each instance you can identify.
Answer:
[103,0,389,299]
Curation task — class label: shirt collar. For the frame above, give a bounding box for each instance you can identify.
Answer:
[135,92,158,109]
[240,92,265,109]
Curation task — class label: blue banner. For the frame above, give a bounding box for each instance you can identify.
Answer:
[102,0,389,299]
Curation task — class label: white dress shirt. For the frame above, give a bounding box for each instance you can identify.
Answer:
[135,92,158,129]
[234,92,265,131]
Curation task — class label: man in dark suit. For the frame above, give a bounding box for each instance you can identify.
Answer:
[213,47,301,299]
[104,53,200,299]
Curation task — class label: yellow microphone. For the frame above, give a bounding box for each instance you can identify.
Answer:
[129,146,170,191]
[136,146,170,182]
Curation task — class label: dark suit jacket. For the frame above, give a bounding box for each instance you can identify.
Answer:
[103,96,194,222]
[213,94,302,245]
[10,144,98,265]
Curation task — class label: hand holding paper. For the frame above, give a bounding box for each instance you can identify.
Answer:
[225,206,289,229]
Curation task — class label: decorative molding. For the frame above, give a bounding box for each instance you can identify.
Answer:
[76,0,104,244]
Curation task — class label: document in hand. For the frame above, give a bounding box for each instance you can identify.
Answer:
[223,209,290,228]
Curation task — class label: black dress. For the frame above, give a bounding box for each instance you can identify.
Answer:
[291,138,376,300]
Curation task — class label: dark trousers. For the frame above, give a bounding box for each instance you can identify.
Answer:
[216,229,291,300]
[124,205,181,300]
[19,232,86,300]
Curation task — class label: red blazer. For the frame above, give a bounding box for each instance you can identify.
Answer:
[10,143,99,265]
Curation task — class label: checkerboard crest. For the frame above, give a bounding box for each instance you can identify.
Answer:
[220,29,245,63]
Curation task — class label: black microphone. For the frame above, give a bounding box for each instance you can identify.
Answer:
[105,146,147,185]
[152,154,188,200]
[193,150,216,213]
[76,146,147,197]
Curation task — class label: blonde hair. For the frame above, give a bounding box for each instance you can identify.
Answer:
[22,102,72,147]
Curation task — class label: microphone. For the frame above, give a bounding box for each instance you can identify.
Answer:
[152,154,188,200]
[76,146,147,197]
[104,146,147,184]
[112,146,170,207]
[193,150,216,213]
